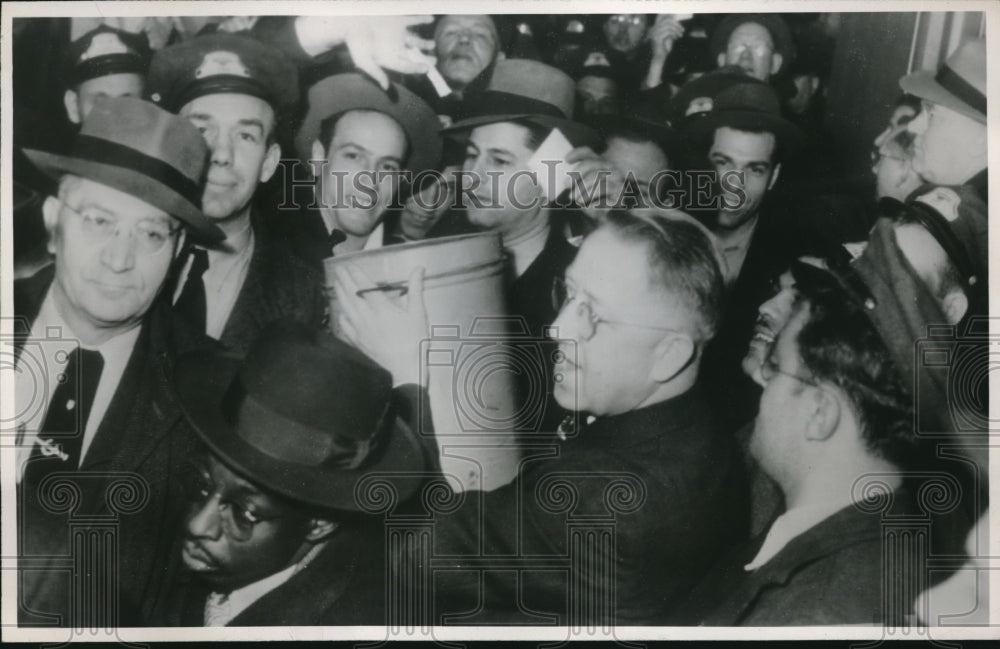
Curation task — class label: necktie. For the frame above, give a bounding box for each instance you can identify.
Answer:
[174,247,209,332]
[22,347,104,486]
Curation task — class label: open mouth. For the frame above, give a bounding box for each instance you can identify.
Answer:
[750,328,775,345]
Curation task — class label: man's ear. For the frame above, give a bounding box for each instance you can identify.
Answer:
[804,387,840,442]
[64,90,81,125]
[649,333,695,384]
[258,142,282,184]
[42,196,61,254]
[305,518,338,543]
[717,52,726,69]
[940,289,969,326]
[768,163,782,190]
[770,53,784,77]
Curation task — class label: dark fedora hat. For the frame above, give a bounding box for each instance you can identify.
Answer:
[900,38,985,124]
[682,80,802,159]
[176,322,429,513]
[24,96,222,243]
[442,59,601,148]
[295,73,443,176]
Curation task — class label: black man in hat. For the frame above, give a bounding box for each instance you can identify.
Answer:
[157,323,432,626]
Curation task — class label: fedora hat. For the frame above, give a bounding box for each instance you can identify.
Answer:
[442,59,601,148]
[24,96,222,243]
[900,38,985,124]
[295,73,443,176]
[176,322,429,512]
[682,80,802,159]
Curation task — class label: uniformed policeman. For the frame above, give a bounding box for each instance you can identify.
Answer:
[146,32,324,355]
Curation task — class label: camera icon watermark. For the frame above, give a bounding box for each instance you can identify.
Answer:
[914,316,999,436]
[419,316,577,435]
[1,319,84,447]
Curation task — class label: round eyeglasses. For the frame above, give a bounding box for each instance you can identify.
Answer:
[62,201,180,255]
[551,277,684,342]
[182,464,284,542]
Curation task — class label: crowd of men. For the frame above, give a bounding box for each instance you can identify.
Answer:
[10,12,990,629]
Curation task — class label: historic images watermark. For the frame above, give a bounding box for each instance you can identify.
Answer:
[276,159,750,213]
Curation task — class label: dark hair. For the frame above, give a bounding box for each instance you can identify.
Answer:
[602,210,723,342]
[792,275,920,468]
[316,109,412,166]
[890,209,964,302]
[711,124,784,166]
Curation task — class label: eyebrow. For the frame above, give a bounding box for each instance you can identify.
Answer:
[336,141,402,164]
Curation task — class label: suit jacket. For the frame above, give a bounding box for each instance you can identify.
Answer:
[16,266,218,626]
[430,383,749,625]
[157,521,389,626]
[670,490,922,626]
[508,221,578,339]
[214,208,325,356]
[701,203,803,433]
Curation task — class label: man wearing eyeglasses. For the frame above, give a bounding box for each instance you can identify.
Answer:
[672,262,929,625]
[16,97,223,625]
[336,211,748,625]
[899,39,986,203]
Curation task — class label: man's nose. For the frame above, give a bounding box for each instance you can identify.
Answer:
[873,126,892,149]
[187,494,223,540]
[209,133,234,166]
[100,228,138,273]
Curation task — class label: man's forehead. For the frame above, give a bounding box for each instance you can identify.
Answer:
[68,177,173,221]
[710,127,776,159]
[437,15,496,35]
[181,92,276,123]
[730,22,775,45]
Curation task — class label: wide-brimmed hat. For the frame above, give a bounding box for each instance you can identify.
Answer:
[146,32,298,117]
[900,38,985,124]
[710,13,795,74]
[295,73,443,176]
[24,96,221,242]
[442,59,601,148]
[682,81,802,159]
[176,322,428,512]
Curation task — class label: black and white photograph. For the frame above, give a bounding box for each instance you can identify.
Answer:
[1,0,995,642]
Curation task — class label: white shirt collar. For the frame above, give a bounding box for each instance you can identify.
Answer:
[203,542,326,626]
[15,287,141,477]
